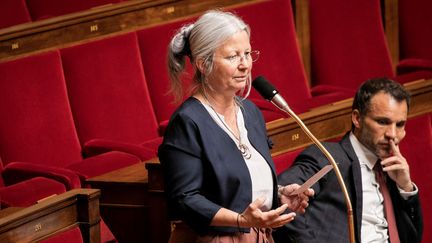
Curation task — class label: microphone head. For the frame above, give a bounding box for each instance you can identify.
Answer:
[252,76,279,100]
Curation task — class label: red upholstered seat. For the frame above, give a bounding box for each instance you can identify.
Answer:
[0,0,31,29]
[60,32,161,161]
[39,227,84,243]
[0,50,140,186]
[26,0,122,21]
[37,214,115,243]
[308,0,432,92]
[400,114,432,243]
[397,0,432,77]
[0,176,66,208]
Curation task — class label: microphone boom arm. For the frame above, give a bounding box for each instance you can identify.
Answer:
[252,76,355,242]
[275,102,356,243]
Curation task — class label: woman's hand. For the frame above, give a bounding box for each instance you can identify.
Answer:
[239,197,296,228]
[279,184,314,214]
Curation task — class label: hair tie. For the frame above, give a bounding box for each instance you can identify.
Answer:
[180,24,194,57]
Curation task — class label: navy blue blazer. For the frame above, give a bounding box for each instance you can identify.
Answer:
[275,133,423,243]
[158,97,278,234]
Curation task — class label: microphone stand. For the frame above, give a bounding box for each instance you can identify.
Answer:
[275,101,356,243]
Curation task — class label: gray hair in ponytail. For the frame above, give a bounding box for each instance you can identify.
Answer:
[167,10,251,102]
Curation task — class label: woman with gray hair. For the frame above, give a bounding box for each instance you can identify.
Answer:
[159,10,313,242]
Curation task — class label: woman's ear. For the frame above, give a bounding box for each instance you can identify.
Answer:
[196,58,206,74]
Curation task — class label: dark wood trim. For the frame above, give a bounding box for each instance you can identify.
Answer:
[0,0,262,62]
[0,189,101,243]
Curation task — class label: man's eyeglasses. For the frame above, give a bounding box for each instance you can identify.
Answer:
[217,50,260,65]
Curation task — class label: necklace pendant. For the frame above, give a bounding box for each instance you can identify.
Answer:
[238,143,251,159]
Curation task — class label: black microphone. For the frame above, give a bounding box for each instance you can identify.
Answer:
[252,76,290,111]
[252,75,356,243]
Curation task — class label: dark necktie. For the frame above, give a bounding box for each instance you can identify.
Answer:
[374,161,400,243]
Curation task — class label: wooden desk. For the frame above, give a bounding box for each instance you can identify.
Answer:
[86,162,170,243]
[0,207,23,218]
[0,189,101,243]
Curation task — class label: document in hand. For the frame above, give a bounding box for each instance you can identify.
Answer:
[290,165,333,195]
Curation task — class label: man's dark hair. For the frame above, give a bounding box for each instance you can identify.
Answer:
[352,78,411,116]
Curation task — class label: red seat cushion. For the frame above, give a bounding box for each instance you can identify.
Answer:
[39,227,84,243]
[0,177,66,208]
[66,151,140,181]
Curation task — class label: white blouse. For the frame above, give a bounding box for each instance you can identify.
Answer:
[202,102,274,211]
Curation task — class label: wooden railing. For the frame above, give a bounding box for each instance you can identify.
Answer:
[0,0,261,62]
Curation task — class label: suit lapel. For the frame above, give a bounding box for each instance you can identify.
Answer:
[340,133,363,242]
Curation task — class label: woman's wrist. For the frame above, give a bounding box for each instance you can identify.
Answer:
[237,213,248,230]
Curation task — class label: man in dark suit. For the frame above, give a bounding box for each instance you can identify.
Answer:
[274,78,423,243]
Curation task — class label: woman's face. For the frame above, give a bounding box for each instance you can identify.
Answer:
[205,30,253,96]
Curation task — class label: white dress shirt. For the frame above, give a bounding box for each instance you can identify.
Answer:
[349,133,417,243]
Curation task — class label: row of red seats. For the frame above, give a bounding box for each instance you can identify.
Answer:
[0,0,431,241]
[0,0,345,211]
[306,0,432,91]
[0,48,138,242]
[0,0,430,210]
[2,0,432,78]
[0,0,124,29]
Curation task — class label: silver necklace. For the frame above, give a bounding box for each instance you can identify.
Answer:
[204,95,252,159]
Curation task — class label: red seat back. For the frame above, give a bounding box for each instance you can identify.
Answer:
[61,32,160,145]
[400,114,432,243]
[0,0,31,29]
[0,51,83,167]
[233,0,311,102]
[308,0,394,89]
[399,0,432,60]
[137,18,196,126]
